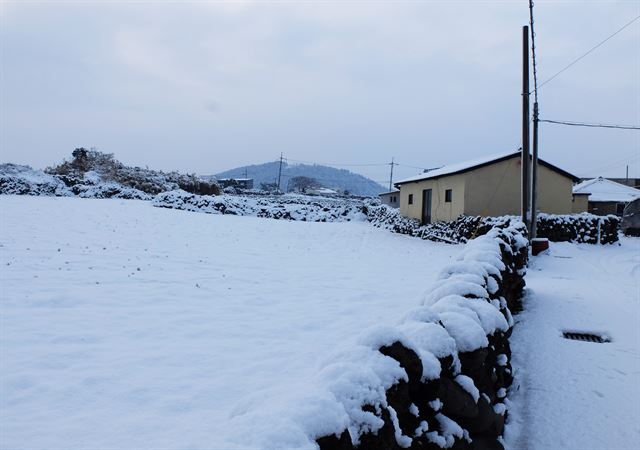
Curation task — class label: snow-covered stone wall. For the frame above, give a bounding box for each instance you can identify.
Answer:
[152,190,365,222]
[536,213,619,245]
[315,221,529,450]
[365,201,620,245]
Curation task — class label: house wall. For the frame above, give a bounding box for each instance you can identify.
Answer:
[463,157,521,216]
[536,165,574,214]
[399,155,576,222]
[379,192,400,208]
[572,194,589,213]
[399,175,465,223]
[463,157,574,216]
[589,201,619,216]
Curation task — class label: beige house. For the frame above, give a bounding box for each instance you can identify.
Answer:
[394,151,582,224]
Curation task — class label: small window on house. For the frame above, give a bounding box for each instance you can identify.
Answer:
[408,194,413,205]
[616,203,625,215]
[445,189,452,203]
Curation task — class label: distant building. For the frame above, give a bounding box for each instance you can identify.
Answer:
[394,150,581,225]
[573,177,640,216]
[378,190,400,208]
[580,177,640,189]
[218,178,254,190]
[306,187,339,196]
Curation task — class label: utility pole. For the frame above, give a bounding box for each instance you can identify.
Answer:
[389,157,396,191]
[531,101,539,238]
[626,165,629,185]
[244,168,248,179]
[277,152,284,192]
[521,26,531,235]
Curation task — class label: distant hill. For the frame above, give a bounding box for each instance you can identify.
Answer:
[212,161,385,197]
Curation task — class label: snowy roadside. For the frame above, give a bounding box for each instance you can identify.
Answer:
[505,238,640,449]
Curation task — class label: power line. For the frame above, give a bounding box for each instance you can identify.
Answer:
[283,157,388,167]
[539,119,640,130]
[537,14,640,90]
[577,153,640,176]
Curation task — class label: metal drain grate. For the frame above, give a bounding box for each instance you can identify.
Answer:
[562,331,611,343]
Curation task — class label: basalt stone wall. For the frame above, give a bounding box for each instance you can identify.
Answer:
[536,213,619,245]
[152,190,365,222]
[364,201,619,245]
[316,223,529,450]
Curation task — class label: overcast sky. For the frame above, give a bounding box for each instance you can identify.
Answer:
[1,0,638,183]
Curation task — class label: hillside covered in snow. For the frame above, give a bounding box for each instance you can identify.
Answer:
[213,161,385,197]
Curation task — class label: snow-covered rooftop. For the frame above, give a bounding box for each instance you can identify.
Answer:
[395,151,519,185]
[378,190,400,196]
[395,150,578,185]
[573,177,640,203]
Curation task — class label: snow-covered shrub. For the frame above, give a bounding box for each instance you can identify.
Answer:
[0,163,152,200]
[45,148,219,196]
[0,164,72,197]
[315,221,529,450]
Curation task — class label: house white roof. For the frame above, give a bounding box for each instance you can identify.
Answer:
[395,150,578,185]
[573,177,640,203]
[378,190,400,196]
[310,187,338,194]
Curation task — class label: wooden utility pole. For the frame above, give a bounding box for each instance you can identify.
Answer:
[277,153,283,192]
[521,26,531,234]
[626,165,629,184]
[388,157,395,191]
[531,101,539,238]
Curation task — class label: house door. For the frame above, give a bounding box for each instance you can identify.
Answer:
[422,189,432,225]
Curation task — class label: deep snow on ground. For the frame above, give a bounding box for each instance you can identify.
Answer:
[505,238,640,450]
[0,196,458,449]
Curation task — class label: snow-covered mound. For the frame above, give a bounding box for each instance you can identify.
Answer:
[0,164,151,200]
[0,163,72,197]
[46,148,219,196]
[152,189,366,222]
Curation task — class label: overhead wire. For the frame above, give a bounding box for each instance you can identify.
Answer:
[539,119,640,130]
[283,157,388,167]
[537,14,640,90]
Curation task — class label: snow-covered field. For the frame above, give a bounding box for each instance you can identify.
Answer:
[0,196,458,449]
[506,238,640,449]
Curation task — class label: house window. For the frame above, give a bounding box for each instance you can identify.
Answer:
[616,203,625,215]
[445,189,452,203]
[408,194,413,205]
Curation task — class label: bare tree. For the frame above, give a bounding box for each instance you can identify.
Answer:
[288,176,322,193]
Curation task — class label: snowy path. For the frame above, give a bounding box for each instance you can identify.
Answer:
[0,196,458,449]
[505,238,640,450]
